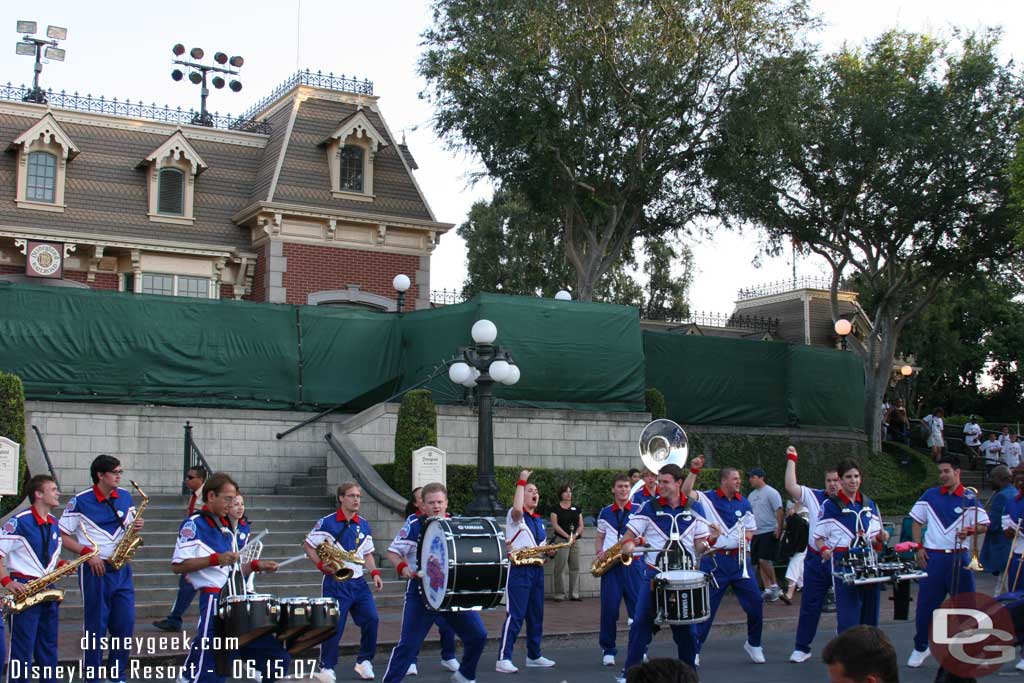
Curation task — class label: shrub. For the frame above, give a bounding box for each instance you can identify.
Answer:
[645,388,667,420]
[392,390,437,497]
[0,373,27,517]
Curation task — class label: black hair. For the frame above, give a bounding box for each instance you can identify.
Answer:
[90,454,121,484]
[821,625,898,683]
[625,658,699,683]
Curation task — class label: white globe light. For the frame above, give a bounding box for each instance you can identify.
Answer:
[489,360,511,382]
[471,319,498,344]
[504,364,521,385]
[901,365,913,377]
[554,290,572,301]
[463,368,480,388]
[392,274,411,292]
[834,319,852,336]
[448,362,472,385]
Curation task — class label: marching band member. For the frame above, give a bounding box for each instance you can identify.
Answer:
[595,474,643,667]
[381,482,487,683]
[1001,466,1024,593]
[683,459,765,664]
[171,472,283,683]
[154,464,207,632]
[307,482,383,683]
[59,454,144,683]
[618,463,714,679]
[783,447,841,663]
[814,459,888,634]
[497,470,556,673]
[631,468,658,507]
[907,455,988,668]
[0,475,64,683]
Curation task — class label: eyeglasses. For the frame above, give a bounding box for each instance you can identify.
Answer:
[106,469,124,476]
[344,493,362,499]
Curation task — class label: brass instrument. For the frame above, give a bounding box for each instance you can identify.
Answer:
[738,522,750,579]
[2,529,98,615]
[108,480,148,570]
[628,420,689,500]
[963,487,985,572]
[591,537,632,577]
[997,516,1022,594]
[315,540,363,581]
[509,534,576,567]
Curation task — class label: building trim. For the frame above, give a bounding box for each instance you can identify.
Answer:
[233,201,453,233]
[733,287,859,310]
[0,225,256,259]
[802,291,811,346]
[250,232,431,258]
[266,95,303,203]
[307,286,396,311]
[373,103,441,224]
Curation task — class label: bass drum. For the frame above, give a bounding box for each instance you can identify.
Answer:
[418,516,508,611]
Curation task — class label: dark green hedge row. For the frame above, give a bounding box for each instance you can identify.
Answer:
[393,390,437,498]
[0,372,27,517]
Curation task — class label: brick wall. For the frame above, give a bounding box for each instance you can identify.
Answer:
[281,242,419,306]
[250,242,268,302]
[219,283,234,300]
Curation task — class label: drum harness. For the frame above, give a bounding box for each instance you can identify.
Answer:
[649,497,716,588]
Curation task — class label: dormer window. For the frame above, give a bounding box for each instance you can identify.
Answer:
[26,151,57,203]
[322,109,387,202]
[157,168,185,215]
[138,129,208,226]
[339,145,364,192]
[9,112,79,213]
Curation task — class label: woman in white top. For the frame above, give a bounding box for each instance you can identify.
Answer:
[923,407,945,462]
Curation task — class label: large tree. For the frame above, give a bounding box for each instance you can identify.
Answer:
[420,0,810,300]
[707,30,1024,449]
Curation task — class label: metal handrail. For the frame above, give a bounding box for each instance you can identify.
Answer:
[31,425,58,485]
[737,277,853,301]
[182,422,214,495]
[238,69,374,122]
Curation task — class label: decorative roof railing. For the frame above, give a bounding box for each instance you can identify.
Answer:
[238,69,374,121]
[737,276,852,301]
[430,289,465,306]
[650,310,779,334]
[0,82,271,134]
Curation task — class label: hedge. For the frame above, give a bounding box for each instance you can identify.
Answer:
[0,372,27,517]
[645,388,667,420]
[392,390,437,497]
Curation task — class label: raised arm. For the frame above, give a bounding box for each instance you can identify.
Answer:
[682,455,704,498]
[784,446,802,501]
[511,469,530,523]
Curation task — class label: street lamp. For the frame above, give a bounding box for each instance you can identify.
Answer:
[554,290,572,301]
[900,365,913,377]
[15,20,68,104]
[449,319,521,516]
[834,318,852,351]
[392,274,411,313]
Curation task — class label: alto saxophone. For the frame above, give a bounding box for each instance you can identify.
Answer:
[591,537,633,577]
[315,540,363,581]
[108,480,148,570]
[2,529,99,615]
[509,533,576,567]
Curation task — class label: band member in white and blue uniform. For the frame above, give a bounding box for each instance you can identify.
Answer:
[381,482,487,683]
[813,459,889,635]
[497,470,556,673]
[783,447,841,663]
[906,455,988,669]
[306,482,383,683]
[595,473,642,667]
[171,472,283,683]
[0,475,64,683]
[1001,470,1024,593]
[58,454,144,683]
[154,464,206,632]
[683,458,765,664]
[618,463,714,680]
[631,468,658,508]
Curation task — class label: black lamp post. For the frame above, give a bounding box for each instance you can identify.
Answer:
[448,320,521,517]
[834,318,852,351]
[393,274,410,313]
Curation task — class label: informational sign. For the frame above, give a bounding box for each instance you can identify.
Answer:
[412,446,447,489]
[25,240,64,279]
[0,437,20,496]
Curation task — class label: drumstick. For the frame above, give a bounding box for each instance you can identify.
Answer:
[273,554,307,568]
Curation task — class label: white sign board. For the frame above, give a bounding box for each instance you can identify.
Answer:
[412,446,447,489]
[0,437,20,496]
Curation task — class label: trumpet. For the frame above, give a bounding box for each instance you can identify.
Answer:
[739,524,750,579]
[960,487,985,572]
[997,516,1022,595]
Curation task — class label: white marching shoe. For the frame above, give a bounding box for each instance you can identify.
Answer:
[407,663,418,676]
[527,656,556,668]
[1016,658,1024,672]
[744,642,766,664]
[312,670,337,683]
[602,655,616,666]
[495,659,519,674]
[789,649,812,663]
[452,671,475,683]
[354,660,375,680]
[694,654,699,667]
[907,649,930,668]
[441,659,460,672]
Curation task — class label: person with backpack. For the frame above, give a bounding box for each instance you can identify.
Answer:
[781,498,810,603]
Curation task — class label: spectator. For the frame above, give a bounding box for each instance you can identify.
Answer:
[881,399,892,444]
[981,432,1004,476]
[922,407,945,462]
[404,486,423,518]
[550,483,583,601]
[963,416,983,468]
[1001,425,1013,453]
[980,465,1015,578]
[821,625,898,683]
[628,468,641,486]
[781,499,810,603]
[1004,434,1022,470]
[625,658,699,683]
[747,467,784,602]
[886,399,911,446]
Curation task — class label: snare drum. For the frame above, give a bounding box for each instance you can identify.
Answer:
[418,517,508,611]
[654,570,711,625]
[277,597,313,641]
[284,597,340,656]
[218,593,280,646]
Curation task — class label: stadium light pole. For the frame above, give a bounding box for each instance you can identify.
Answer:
[15,21,68,104]
[170,44,245,127]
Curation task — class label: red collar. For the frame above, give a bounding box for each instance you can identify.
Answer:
[335,509,361,524]
[30,508,55,526]
[837,490,862,505]
[658,496,688,508]
[612,501,632,512]
[939,484,965,496]
[1017,490,1024,501]
[643,485,657,497]
[716,488,743,501]
[92,484,119,502]
[200,504,230,527]
[528,511,541,519]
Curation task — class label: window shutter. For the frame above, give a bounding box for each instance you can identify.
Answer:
[157,168,184,215]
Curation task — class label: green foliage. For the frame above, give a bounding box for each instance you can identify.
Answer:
[392,390,437,497]
[0,373,27,516]
[645,388,668,420]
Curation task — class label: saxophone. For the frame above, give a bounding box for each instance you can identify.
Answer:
[590,537,633,577]
[509,533,576,567]
[315,540,363,581]
[108,480,148,570]
[2,529,98,615]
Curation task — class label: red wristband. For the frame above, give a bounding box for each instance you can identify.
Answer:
[819,545,830,553]
[251,560,261,573]
[1,576,11,587]
[516,479,528,487]
[57,559,69,568]
[786,453,799,462]
[371,569,381,578]
[707,536,717,546]
[690,467,702,475]
[80,546,94,557]
[209,553,219,567]
[396,561,409,576]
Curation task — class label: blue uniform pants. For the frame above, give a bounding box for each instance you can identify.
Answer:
[499,565,545,660]
[382,587,487,683]
[913,550,976,651]
[599,561,641,656]
[793,548,831,653]
[412,616,457,665]
[622,567,697,672]
[1006,554,1024,594]
[8,579,58,683]
[831,552,880,633]
[80,563,134,682]
[168,574,197,626]
[319,576,379,670]
[696,554,763,650]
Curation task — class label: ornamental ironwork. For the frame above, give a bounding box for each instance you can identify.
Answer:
[430,288,464,306]
[736,276,852,301]
[238,69,374,122]
[649,310,779,334]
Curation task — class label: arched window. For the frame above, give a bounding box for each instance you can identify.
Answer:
[339,145,364,192]
[26,151,57,203]
[157,168,185,215]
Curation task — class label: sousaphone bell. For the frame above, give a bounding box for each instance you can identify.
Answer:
[629,419,690,498]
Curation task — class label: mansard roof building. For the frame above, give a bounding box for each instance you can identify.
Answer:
[0,71,452,309]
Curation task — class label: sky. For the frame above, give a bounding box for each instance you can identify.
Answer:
[1,1,1020,312]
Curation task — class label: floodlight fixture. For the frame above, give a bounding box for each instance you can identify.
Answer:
[228,55,243,68]
[171,69,184,81]
[188,71,202,84]
[189,46,204,60]
[16,20,37,34]
[44,46,64,62]
[212,76,225,89]
[229,80,242,92]
[15,42,35,56]
[172,43,185,56]
[213,51,227,64]
[46,25,67,40]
